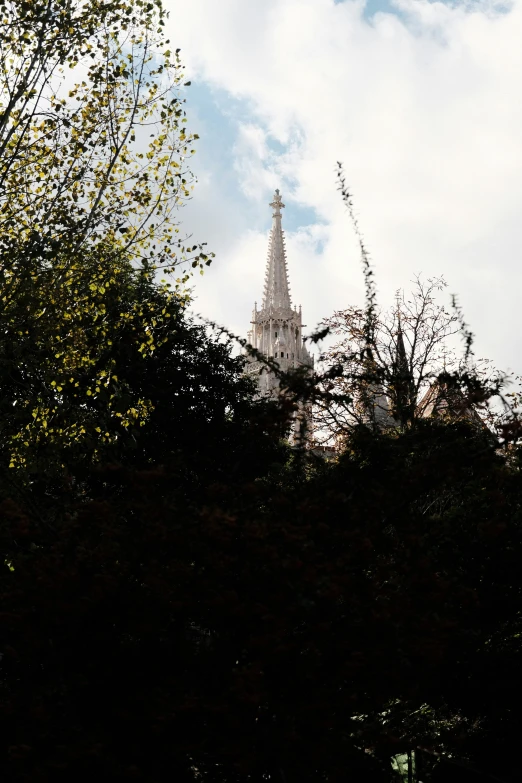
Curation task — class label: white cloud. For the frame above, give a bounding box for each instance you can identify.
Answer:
[167,0,522,376]
[233,124,275,198]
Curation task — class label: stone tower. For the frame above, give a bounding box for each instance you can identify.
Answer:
[245,190,313,433]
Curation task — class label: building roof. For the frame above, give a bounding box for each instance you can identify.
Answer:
[416,378,484,425]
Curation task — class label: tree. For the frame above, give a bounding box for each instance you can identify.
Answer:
[315,276,466,440]
[313,166,503,444]
[0,0,212,474]
[0,0,205,269]
[3,411,522,783]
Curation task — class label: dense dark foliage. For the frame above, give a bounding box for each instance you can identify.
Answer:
[2,394,522,782]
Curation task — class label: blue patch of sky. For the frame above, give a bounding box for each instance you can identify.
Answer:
[334,0,511,22]
[333,0,403,19]
[333,0,444,24]
[285,205,321,235]
[184,82,248,216]
[363,0,400,17]
[185,81,323,235]
[264,136,286,156]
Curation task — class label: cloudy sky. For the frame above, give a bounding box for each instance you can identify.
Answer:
[166,0,522,376]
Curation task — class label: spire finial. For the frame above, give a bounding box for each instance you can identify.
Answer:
[270,189,285,217]
[395,291,402,327]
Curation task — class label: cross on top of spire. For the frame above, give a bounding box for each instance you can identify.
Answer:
[270,189,285,217]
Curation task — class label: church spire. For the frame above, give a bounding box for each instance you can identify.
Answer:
[245,188,313,404]
[262,189,292,310]
[395,314,409,378]
[390,310,415,425]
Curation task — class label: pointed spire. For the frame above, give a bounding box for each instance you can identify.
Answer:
[395,312,409,377]
[390,308,415,425]
[262,189,292,310]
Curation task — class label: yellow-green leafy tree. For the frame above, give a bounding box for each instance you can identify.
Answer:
[0,0,209,473]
